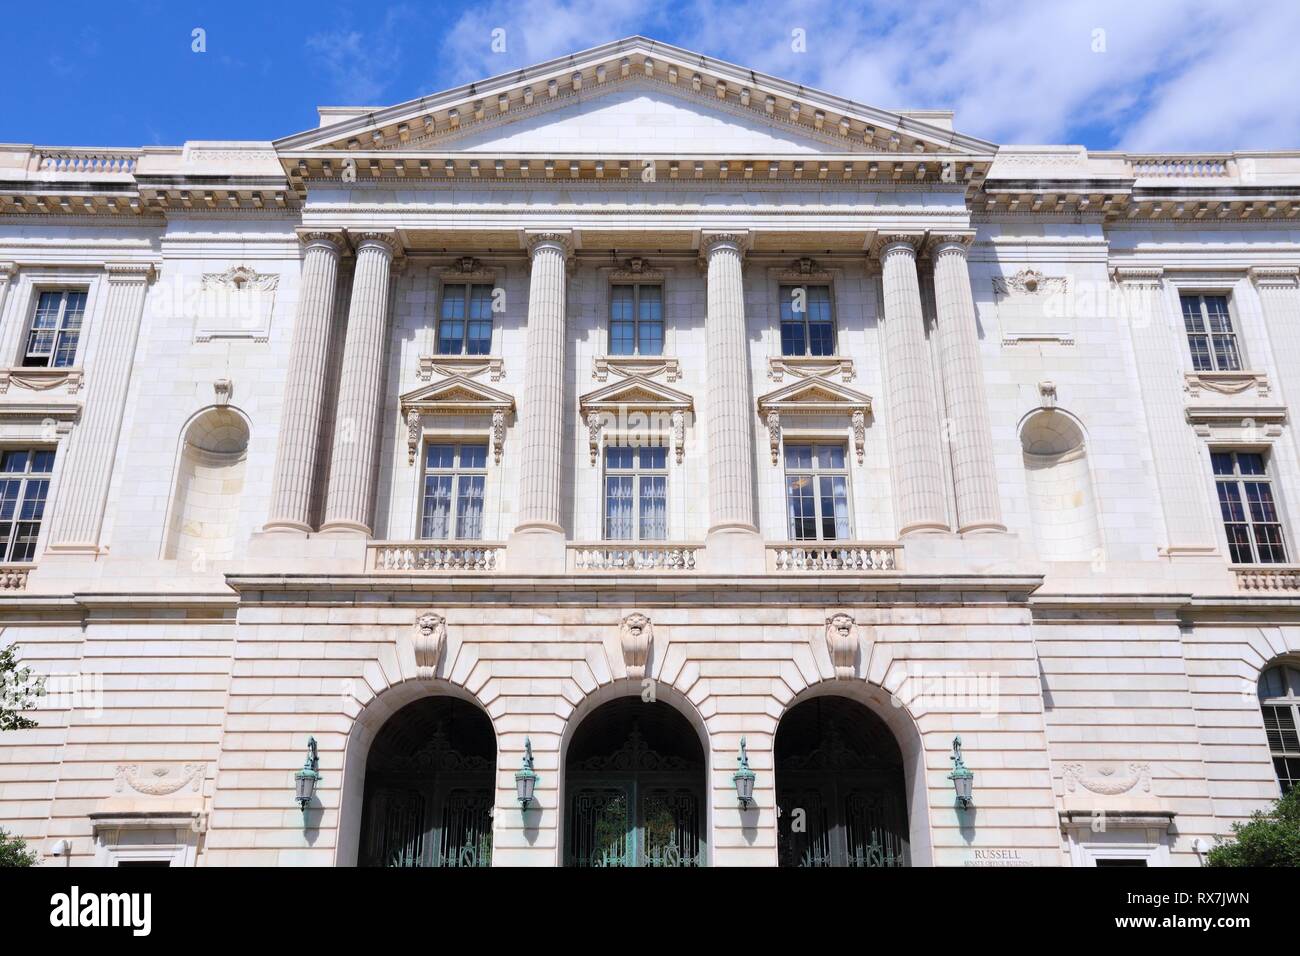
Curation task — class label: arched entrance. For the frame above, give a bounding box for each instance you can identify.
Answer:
[357,696,496,867]
[775,696,910,867]
[564,697,706,867]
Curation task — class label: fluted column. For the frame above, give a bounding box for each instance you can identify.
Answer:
[1116,267,1215,554]
[48,262,155,551]
[321,231,398,534]
[513,232,571,535]
[265,231,343,531]
[703,233,758,536]
[875,235,950,536]
[929,233,1005,534]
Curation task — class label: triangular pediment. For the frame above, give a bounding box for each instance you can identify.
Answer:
[757,376,873,413]
[579,374,693,411]
[400,374,514,411]
[277,37,992,157]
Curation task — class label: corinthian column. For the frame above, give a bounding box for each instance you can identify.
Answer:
[928,232,1004,533]
[265,231,343,532]
[321,231,398,534]
[875,234,950,536]
[701,232,764,572]
[506,232,571,572]
[48,262,155,551]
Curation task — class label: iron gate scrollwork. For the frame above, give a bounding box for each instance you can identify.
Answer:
[565,703,706,867]
[359,699,497,868]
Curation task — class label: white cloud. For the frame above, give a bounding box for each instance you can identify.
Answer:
[430,0,1300,150]
[306,6,416,105]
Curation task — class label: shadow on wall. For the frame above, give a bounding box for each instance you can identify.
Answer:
[163,407,250,564]
[1020,409,1102,563]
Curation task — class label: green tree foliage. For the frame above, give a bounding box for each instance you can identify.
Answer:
[0,644,44,731]
[0,827,37,867]
[1207,786,1300,867]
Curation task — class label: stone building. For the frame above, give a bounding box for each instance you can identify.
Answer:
[1,37,1299,867]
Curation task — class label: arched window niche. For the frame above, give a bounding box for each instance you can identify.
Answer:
[1258,661,1300,795]
[1019,408,1102,562]
[162,407,250,564]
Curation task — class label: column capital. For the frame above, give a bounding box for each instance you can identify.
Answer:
[1249,265,1300,289]
[869,232,925,259]
[924,231,977,258]
[1111,265,1164,286]
[524,231,573,257]
[700,231,748,258]
[0,261,16,281]
[295,228,346,252]
[348,230,401,257]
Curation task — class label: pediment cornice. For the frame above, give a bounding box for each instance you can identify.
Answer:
[274,37,994,158]
[578,374,693,412]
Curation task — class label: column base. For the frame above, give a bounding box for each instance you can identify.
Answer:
[318,521,371,536]
[898,521,952,537]
[958,522,1008,536]
[262,520,313,534]
[702,526,766,575]
[505,528,568,574]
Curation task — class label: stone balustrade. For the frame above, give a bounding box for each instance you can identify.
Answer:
[567,543,702,572]
[0,565,30,590]
[1130,157,1229,178]
[1233,566,1300,592]
[767,542,900,573]
[36,148,140,174]
[368,542,504,572]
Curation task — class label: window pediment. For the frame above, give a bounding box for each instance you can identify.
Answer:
[399,375,514,465]
[579,374,693,466]
[757,376,872,415]
[757,377,872,464]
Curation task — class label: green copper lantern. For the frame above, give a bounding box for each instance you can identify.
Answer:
[948,736,974,807]
[515,737,539,810]
[294,736,321,815]
[733,737,756,808]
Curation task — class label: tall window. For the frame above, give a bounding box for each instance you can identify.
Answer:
[1213,451,1287,564]
[420,443,487,540]
[1181,294,1241,372]
[438,284,494,356]
[603,446,667,541]
[1258,663,1300,794]
[784,444,851,541]
[0,449,55,562]
[780,285,834,357]
[609,284,663,356]
[25,290,87,368]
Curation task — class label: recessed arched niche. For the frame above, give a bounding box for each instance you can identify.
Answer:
[163,407,250,564]
[1020,409,1102,562]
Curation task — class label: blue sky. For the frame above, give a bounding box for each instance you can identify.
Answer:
[3,0,1296,151]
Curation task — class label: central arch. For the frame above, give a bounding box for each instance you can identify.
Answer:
[354,694,496,867]
[561,692,708,867]
[775,693,913,867]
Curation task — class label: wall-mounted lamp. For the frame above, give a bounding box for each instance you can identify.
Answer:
[294,736,321,816]
[733,737,756,808]
[948,736,974,808]
[515,737,538,811]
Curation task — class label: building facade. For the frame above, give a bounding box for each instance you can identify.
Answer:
[2,37,1299,867]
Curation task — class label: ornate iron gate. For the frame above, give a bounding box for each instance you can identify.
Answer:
[566,722,704,867]
[359,712,495,868]
[776,705,909,867]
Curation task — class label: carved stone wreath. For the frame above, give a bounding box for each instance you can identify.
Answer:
[1062,762,1152,796]
[115,763,206,796]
